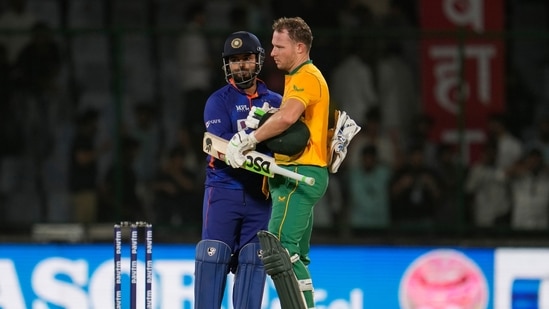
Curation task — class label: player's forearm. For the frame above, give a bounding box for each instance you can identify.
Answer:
[253,112,291,142]
[254,105,303,142]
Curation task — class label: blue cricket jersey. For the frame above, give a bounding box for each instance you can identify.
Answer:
[203,79,282,196]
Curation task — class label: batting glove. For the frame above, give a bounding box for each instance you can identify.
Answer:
[245,102,277,129]
[328,110,361,173]
[225,131,258,168]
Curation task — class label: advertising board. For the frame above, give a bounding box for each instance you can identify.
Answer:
[0,244,495,309]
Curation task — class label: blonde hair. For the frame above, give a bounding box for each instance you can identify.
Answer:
[272,17,313,50]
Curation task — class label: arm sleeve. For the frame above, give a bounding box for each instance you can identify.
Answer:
[204,94,235,141]
[285,73,321,109]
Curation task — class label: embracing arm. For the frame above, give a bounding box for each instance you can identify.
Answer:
[252,98,305,143]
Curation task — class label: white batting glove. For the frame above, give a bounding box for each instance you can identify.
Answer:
[225,131,258,168]
[328,110,361,173]
[245,102,277,129]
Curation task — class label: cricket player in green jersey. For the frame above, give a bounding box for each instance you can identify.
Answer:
[225,16,329,309]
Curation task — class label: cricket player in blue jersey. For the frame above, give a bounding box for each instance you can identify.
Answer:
[194,31,282,309]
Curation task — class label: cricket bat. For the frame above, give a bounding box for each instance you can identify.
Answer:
[203,132,315,186]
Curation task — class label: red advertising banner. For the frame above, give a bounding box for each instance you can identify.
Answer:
[420,0,504,163]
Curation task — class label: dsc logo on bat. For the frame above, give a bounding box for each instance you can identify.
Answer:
[245,154,271,174]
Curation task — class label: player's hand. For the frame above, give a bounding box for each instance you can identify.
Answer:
[245,102,277,129]
[225,131,258,168]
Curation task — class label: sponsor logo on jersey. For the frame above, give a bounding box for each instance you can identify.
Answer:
[293,85,304,92]
[236,104,248,112]
[205,119,221,128]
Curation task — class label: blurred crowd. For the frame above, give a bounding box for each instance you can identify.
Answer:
[324,109,549,237]
[0,0,548,238]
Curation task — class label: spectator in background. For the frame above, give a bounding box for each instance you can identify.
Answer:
[0,0,36,64]
[243,0,273,31]
[389,144,442,229]
[465,140,511,228]
[432,143,462,225]
[378,0,420,78]
[176,2,213,169]
[314,170,344,234]
[98,136,145,223]
[348,145,391,230]
[0,42,20,223]
[68,109,110,223]
[508,148,549,230]
[151,146,200,228]
[377,42,419,140]
[330,4,377,127]
[11,20,62,162]
[404,113,438,168]
[4,20,63,223]
[486,113,523,172]
[129,101,162,218]
[0,43,20,158]
[227,1,273,33]
[347,106,402,170]
[12,21,61,96]
[524,117,549,164]
[338,0,374,30]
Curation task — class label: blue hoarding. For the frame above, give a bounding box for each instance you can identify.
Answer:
[0,244,494,309]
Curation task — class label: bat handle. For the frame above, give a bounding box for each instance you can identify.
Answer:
[276,168,316,186]
[303,176,315,186]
